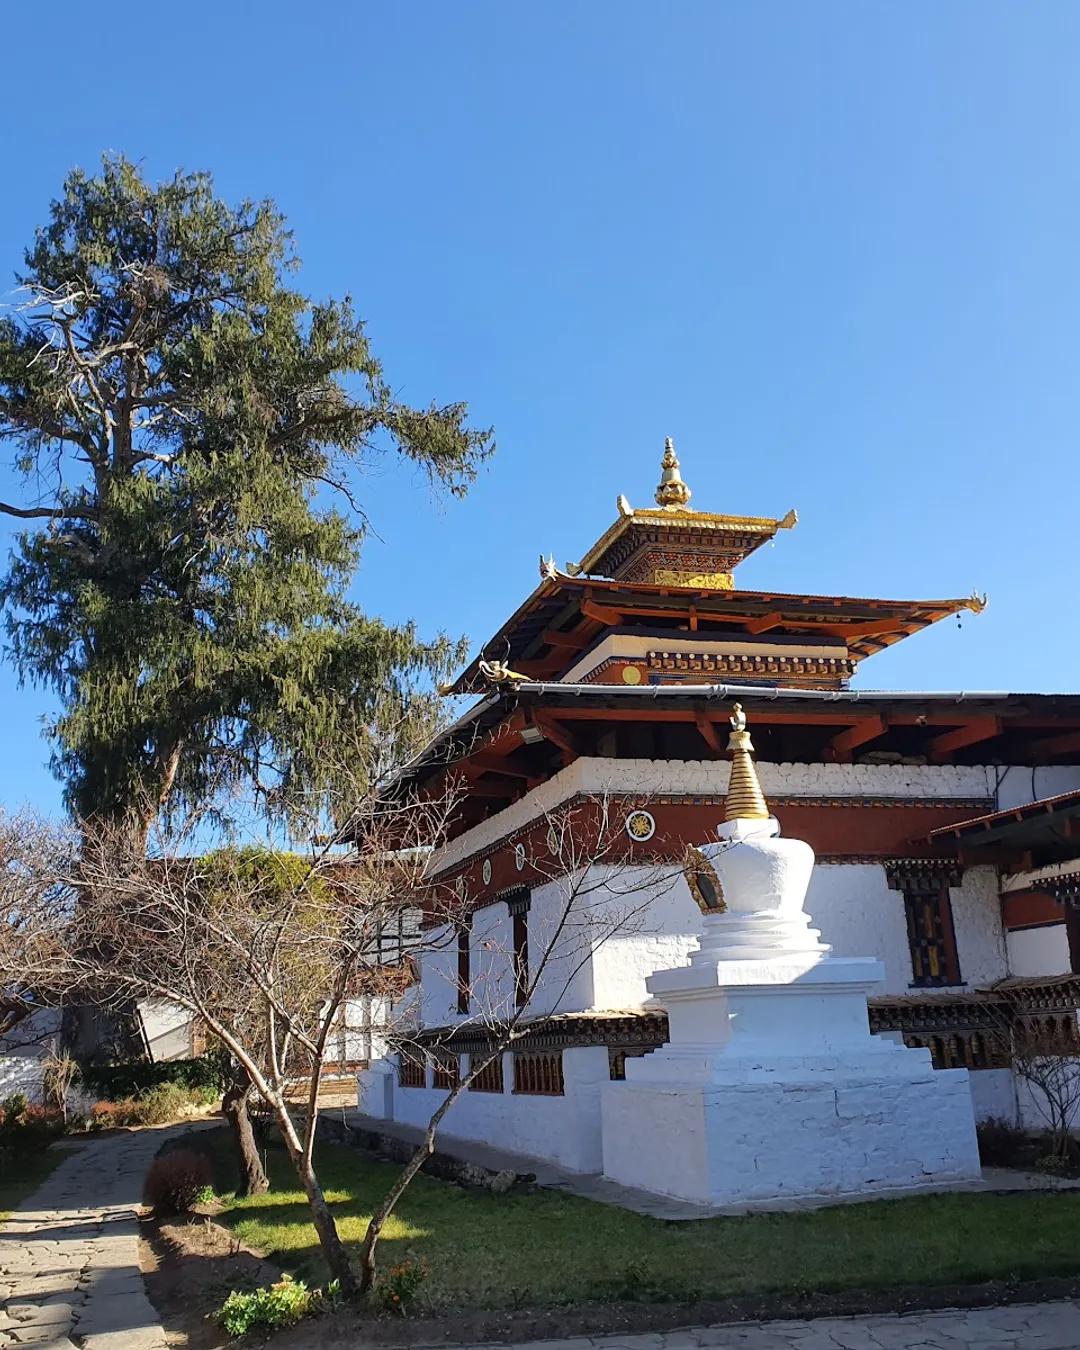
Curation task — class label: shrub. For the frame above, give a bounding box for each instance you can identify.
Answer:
[976,1116,1030,1168]
[218,1276,315,1335]
[78,1052,226,1102]
[143,1148,214,1214]
[87,1082,208,1131]
[1034,1152,1078,1178]
[134,1082,194,1125]
[0,1095,65,1161]
[375,1258,427,1315]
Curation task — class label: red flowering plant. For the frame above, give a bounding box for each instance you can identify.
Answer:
[374,1259,428,1315]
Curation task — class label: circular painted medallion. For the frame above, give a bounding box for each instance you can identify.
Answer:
[622,664,642,685]
[624,809,656,843]
[514,842,526,871]
[482,858,492,886]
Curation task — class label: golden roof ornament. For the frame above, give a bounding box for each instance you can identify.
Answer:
[655,437,692,509]
[724,703,771,822]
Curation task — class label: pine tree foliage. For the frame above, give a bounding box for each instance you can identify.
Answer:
[0,156,492,836]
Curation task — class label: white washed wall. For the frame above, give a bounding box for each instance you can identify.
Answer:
[418,858,1006,1019]
[430,759,1002,878]
[137,1000,192,1062]
[1006,926,1072,978]
[388,1045,610,1172]
[995,766,1080,811]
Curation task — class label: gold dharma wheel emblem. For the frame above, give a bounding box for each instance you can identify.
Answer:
[624,809,656,842]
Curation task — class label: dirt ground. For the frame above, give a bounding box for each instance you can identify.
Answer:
[139,1210,282,1349]
[138,1211,1080,1349]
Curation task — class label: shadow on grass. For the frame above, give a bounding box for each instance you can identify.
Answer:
[176,1127,1080,1313]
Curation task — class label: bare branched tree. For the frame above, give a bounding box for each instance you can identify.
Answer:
[14,758,465,1299]
[355,792,679,1291]
[0,810,77,1041]
[1008,1010,1080,1159]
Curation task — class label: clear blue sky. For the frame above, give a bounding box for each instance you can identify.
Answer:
[3,2,1079,815]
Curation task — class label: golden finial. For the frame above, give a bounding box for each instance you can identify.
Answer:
[655,437,692,509]
[724,703,770,822]
[965,590,988,615]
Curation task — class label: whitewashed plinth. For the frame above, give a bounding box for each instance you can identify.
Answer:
[600,815,981,1205]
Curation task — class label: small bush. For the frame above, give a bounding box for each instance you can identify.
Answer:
[1034,1152,1079,1178]
[87,1082,208,1131]
[375,1258,427,1315]
[144,1148,214,1215]
[0,1094,66,1162]
[218,1276,315,1335]
[134,1082,193,1125]
[976,1116,1030,1168]
[78,1052,226,1102]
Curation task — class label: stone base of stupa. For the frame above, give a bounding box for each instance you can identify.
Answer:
[600,955,982,1207]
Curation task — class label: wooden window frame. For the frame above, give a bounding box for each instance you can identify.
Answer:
[512,1050,565,1096]
[467,1052,504,1094]
[506,888,531,1009]
[902,883,962,989]
[398,1052,426,1089]
[456,921,471,1015]
[432,1051,460,1091]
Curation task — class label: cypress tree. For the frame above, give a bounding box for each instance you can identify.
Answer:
[0,156,491,846]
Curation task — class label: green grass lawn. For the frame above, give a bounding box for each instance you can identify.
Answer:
[198,1129,1080,1311]
[0,1142,80,1222]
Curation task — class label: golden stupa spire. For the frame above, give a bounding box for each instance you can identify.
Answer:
[724,703,770,822]
[655,437,692,509]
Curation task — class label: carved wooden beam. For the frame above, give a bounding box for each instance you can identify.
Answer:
[828,715,888,762]
[744,610,784,635]
[928,717,1002,762]
[695,711,723,756]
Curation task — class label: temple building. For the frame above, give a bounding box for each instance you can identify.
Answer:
[358,441,1080,1174]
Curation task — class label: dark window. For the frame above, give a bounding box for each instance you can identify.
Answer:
[468,1053,504,1093]
[608,1046,651,1080]
[398,1053,426,1089]
[506,889,531,1009]
[903,886,961,987]
[456,923,471,1014]
[433,1051,460,1091]
[513,1051,564,1095]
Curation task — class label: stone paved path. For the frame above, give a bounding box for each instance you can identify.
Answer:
[0,1124,207,1350]
[492,1303,1080,1350]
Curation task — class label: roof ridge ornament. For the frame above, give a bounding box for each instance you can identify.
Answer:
[724,703,771,822]
[655,437,692,509]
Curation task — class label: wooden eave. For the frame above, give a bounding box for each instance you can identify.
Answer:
[927,789,1080,871]
[448,577,982,694]
[396,685,1080,838]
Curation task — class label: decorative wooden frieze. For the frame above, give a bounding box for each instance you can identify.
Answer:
[410,1011,669,1057]
[503,886,531,917]
[1038,872,1080,909]
[885,860,964,893]
[646,650,857,683]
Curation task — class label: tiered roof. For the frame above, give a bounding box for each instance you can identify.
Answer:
[450,440,984,695]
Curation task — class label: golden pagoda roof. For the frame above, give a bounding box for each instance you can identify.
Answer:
[572,439,797,584]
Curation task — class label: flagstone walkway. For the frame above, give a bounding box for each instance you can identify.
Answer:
[2,1123,1079,1350]
[0,1124,208,1350]
[490,1301,1080,1350]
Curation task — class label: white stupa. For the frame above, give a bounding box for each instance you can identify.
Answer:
[600,704,981,1207]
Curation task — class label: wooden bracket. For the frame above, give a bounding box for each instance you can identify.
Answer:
[828,715,887,762]
[928,717,1001,762]
[695,710,723,756]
